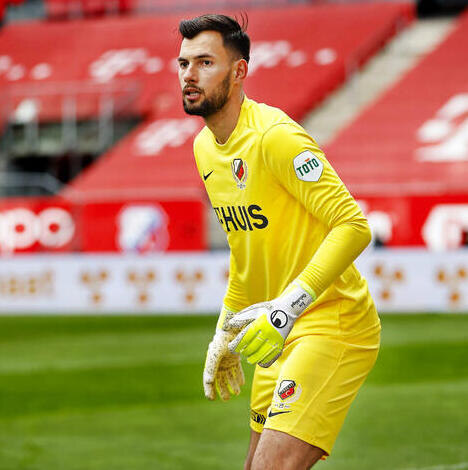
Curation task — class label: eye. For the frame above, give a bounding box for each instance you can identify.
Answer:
[178,61,188,69]
[202,60,212,66]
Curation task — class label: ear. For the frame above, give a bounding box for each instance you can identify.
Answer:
[233,59,248,81]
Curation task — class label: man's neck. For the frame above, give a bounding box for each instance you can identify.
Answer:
[205,91,245,145]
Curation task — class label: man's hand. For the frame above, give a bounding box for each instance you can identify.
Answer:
[227,283,314,368]
[203,311,245,401]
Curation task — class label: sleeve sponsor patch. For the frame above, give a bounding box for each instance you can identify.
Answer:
[293,150,323,182]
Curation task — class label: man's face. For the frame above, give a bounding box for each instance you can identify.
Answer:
[178,31,234,117]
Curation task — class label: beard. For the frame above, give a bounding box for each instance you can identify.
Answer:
[182,72,231,117]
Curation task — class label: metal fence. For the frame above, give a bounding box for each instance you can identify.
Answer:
[0,79,140,196]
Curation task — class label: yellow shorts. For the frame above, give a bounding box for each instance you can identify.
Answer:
[249,327,380,456]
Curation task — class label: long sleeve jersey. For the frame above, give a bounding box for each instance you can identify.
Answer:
[193,97,380,341]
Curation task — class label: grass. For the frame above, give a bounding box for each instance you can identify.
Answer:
[0,314,467,469]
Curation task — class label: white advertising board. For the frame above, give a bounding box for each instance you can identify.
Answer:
[0,249,467,314]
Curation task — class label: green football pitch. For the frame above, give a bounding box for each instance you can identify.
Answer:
[0,314,467,470]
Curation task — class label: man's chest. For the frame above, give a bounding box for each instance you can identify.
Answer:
[199,143,274,234]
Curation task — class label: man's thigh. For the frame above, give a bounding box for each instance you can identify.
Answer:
[244,430,261,470]
[249,334,379,458]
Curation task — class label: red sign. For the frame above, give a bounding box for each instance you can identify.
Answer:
[0,197,206,254]
[1,193,468,252]
[0,198,76,253]
[79,199,206,252]
[358,194,468,249]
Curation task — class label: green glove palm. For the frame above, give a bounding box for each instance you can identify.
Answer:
[228,283,314,367]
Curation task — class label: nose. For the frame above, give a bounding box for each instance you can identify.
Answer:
[182,63,198,83]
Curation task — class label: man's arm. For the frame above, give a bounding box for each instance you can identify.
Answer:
[261,122,371,298]
[203,250,247,400]
[203,305,245,401]
[221,251,248,319]
[228,122,371,366]
[194,135,248,400]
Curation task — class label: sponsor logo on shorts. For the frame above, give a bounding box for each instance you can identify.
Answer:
[270,310,288,328]
[250,410,266,425]
[268,409,291,418]
[279,380,296,399]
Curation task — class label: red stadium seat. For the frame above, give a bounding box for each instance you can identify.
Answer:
[325,10,468,249]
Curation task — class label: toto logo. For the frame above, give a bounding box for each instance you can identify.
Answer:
[0,207,75,252]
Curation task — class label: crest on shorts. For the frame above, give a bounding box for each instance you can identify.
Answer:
[231,158,248,189]
[277,380,302,402]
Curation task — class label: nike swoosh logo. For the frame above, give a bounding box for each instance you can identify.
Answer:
[203,170,213,181]
[268,410,291,418]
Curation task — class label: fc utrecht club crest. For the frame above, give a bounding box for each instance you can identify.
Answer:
[231,158,248,189]
[278,380,302,402]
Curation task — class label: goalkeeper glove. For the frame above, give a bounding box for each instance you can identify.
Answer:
[203,307,245,401]
[227,282,315,368]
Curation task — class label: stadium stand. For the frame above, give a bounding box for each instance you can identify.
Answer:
[324,9,468,249]
[63,4,413,198]
[45,0,131,19]
[0,4,414,119]
[44,0,296,19]
[0,2,414,252]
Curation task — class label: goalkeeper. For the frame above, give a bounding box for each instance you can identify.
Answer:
[178,14,381,470]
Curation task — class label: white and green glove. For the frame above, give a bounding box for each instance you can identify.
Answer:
[228,282,315,368]
[203,308,245,401]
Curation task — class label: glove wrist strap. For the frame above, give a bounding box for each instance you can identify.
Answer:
[279,281,315,318]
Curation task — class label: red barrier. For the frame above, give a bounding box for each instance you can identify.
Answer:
[359,194,468,249]
[0,197,75,254]
[2,192,466,253]
[0,197,206,253]
[79,199,206,252]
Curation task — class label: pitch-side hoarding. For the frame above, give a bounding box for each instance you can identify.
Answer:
[0,249,467,314]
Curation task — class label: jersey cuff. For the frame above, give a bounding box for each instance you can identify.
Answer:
[293,279,317,302]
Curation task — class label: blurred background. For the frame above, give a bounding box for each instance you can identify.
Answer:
[0,0,467,469]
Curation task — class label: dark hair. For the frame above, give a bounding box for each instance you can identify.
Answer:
[179,14,250,63]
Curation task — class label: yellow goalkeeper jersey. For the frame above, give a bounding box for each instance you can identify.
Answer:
[193,97,380,341]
